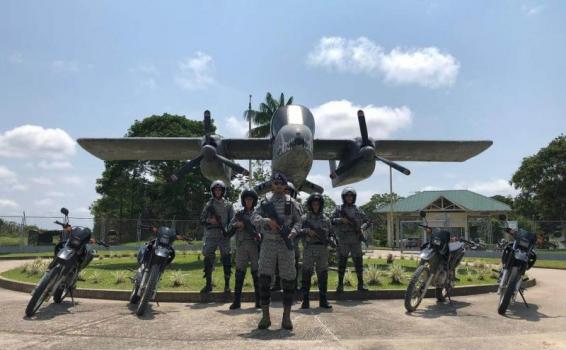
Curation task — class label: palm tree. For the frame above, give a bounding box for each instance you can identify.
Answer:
[244,92,294,138]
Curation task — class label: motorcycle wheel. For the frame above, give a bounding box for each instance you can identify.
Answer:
[404,264,430,312]
[53,285,70,304]
[498,266,520,315]
[136,264,161,316]
[25,264,63,317]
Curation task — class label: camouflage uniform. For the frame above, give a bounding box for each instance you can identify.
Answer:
[200,196,234,293]
[252,179,302,330]
[331,188,369,292]
[227,204,261,309]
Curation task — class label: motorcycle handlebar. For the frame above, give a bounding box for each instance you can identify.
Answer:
[54,220,69,228]
[97,240,110,248]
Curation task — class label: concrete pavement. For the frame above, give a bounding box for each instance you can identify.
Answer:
[0,261,565,349]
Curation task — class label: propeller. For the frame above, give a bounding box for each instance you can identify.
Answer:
[332,110,411,178]
[169,110,249,182]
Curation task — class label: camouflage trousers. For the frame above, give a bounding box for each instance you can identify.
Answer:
[235,239,259,271]
[202,232,231,258]
[259,237,296,281]
[303,243,329,273]
[337,237,363,259]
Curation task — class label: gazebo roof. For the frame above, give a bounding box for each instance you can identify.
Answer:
[376,190,512,213]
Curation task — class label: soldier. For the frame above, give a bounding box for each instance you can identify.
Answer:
[252,172,302,330]
[200,180,234,293]
[331,187,369,292]
[227,188,261,310]
[299,193,333,309]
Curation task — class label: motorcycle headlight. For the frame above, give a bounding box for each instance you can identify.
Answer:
[159,236,170,245]
[518,238,530,248]
[70,237,82,248]
[432,238,442,246]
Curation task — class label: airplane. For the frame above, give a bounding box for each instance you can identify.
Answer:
[77,105,492,195]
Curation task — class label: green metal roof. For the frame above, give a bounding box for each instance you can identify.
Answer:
[375,190,512,213]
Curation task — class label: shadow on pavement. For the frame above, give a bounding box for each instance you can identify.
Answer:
[504,303,565,322]
[406,300,477,318]
[239,328,295,340]
[23,300,78,321]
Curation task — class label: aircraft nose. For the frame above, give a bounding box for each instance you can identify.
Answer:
[291,132,305,147]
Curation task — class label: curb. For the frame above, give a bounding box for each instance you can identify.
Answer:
[0,275,536,303]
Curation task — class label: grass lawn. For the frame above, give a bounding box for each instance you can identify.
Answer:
[2,254,499,291]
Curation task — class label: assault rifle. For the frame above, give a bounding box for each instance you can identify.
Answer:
[227,210,261,240]
[205,204,227,237]
[340,207,367,243]
[261,201,294,250]
[301,220,337,248]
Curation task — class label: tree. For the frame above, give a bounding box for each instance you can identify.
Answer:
[90,114,213,220]
[490,195,513,207]
[511,134,566,220]
[245,92,293,138]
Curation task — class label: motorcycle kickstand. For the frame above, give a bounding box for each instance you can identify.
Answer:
[155,293,160,307]
[69,287,76,308]
[518,288,529,308]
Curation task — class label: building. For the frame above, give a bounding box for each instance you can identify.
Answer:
[376,190,511,248]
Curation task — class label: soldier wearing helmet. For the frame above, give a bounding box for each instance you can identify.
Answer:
[299,193,334,309]
[199,180,234,293]
[331,187,369,292]
[227,188,261,309]
[252,172,302,330]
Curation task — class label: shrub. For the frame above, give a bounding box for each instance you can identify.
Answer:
[113,271,127,284]
[78,270,87,281]
[169,270,187,287]
[389,264,405,284]
[344,269,355,287]
[364,265,382,286]
[89,271,101,284]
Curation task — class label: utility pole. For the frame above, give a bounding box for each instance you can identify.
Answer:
[388,166,395,249]
[246,94,253,186]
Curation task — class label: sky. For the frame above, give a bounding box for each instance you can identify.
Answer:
[0,1,565,228]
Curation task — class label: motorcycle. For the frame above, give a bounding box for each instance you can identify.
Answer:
[130,225,187,316]
[404,211,478,313]
[496,214,537,315]
[25,208,108,317]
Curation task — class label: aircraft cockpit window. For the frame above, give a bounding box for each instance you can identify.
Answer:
[271,105,315,137]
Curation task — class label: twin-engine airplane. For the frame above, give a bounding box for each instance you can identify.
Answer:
[78,105,492,194]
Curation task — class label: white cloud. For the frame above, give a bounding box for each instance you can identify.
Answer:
[35,198,54,207]
[60,176,83,186]
[32,177,54,186]
[0,166,17,184]
[0,198,18,209]
[46,191,66,198]
[8,52,23,64]
[74,207,91,215]
[51,60,80,73]
[454,179,519,197]
[420,185,441,191]
[0,125,76,159]
[311,99,412,139]
[521,4,545,16]
[307,36,460,88]
[12,184,29,191]
[175,52,215,90]
[37,160,73,170]
[220,116,249,138]
[130,64,159,75]
[380,47,460,88]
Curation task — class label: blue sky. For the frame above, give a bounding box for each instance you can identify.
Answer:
[0,1,565,227]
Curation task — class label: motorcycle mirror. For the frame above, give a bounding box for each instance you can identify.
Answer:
[419,211,426,218]
[60,208,69,216]
[498,214,507,221]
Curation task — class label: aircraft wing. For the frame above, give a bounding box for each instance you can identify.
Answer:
[313,139,492,161]
[222,138,272,160]
[77,138,203,160]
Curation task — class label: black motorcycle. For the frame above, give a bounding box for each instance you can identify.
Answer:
[404,211,477,312]
[130,226,185,316]
[25,208,108,317]
[496,215,537,315]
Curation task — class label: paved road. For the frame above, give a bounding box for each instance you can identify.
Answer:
[0,260,565,349]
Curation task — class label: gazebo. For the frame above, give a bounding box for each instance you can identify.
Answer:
[376,190,511,248]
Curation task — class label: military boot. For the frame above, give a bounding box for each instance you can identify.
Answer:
[336,256,347,293]
[354,257,368,292]
[251,270,260,308]
[221,254,232,293]
[230,269,245,310]
[258,305,271,329]
[281,279,294,330]
[318,270,332,309]
[301,270,312,309]
[200,256,213,293]
[282,304,293,330]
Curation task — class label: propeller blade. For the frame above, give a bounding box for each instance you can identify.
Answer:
[333,156,363,177]
[204,110,212,136]
[375,155,411,175]
[358,110,370,146]
[170,155,203,182]
[216,154,250,176]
